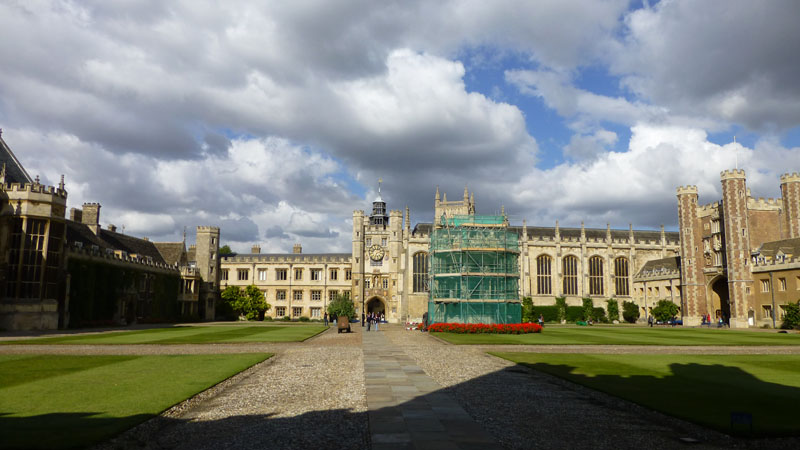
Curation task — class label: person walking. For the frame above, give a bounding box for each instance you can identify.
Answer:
[538,314,544,328]
[324,312,329,326]
[648,315,654,327]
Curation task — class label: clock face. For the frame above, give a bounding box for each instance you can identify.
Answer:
[368,244,385,261]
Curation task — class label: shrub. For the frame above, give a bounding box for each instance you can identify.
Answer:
[581,298,594,321]
[780,301,800,330]
[565,306,583,322]
[592,307,608,323]
[327,294,356,319]
[221,285,270,321]
[606,299,620,322]
[622,301,640,323]
[299,316,310,322]
[521,297,535,323]
[652,299,680,322]
[555,296,567,322]
[531,306,559,323]
[281,316,292,322]
[428,322,542,334]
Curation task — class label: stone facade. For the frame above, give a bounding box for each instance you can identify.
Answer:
[677,170,800,327]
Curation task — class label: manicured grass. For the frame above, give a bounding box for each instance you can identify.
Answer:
[492,352,800,436]
[432,326,800,346]
[2,325,327,345]
[0,353,271,449]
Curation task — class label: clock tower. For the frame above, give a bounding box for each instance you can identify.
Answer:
[353,179,403,324]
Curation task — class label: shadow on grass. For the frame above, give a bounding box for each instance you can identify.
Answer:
[516,360,800,437]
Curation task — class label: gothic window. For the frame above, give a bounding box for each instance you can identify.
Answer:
[311,269,321,281]
[413,252,429,292]
[589,256,603,296]
[536,255,552,295]
[221,269,229,281]
[294,268,303,280]
[562,255,578,296]
[276,269,287,280]
[614,257,629,296]
[237,269,249,281]
[329,269,338,280]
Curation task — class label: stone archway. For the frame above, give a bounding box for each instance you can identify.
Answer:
[710,276,730,323]
[366,297,386,315]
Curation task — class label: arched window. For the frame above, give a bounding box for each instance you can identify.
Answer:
[413,252,429,292]
[536,255,552,295]
[562,255,578,295]
[589,256,604,296]
[614,257,629,296]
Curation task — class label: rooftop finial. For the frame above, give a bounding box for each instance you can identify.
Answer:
[59,174,65,190]
[435,185,440,201]
[34,174,40,185]
[378,177,382,196]
[464,185,469,201]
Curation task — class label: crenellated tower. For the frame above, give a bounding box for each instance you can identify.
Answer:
[676,185,706,324]
[719,170,752,328]
[780,172,800,238]
[195,226,220,320]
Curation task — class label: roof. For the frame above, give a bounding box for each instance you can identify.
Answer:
[0,133,33,184]
[154,242,187,266]
[65,220,167,264]
[222,252,351,262]
[412,222,678,242]
[754,237,800,258]
[635,256,681,277]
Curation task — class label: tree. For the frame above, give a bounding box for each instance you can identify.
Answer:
[521,296,534,323]
[219,245,233,255]
[327,294,355,319]
[220,285,270,320]
[581,297,594,321]
[651,299,679,323]
[622,300,640,323]
[555,296,567,322]
[606,299,620,322]
[780,301,800,330]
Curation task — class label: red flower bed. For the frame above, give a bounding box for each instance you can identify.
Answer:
[427,322,542,334]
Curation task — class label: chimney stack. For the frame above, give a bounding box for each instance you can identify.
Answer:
[108,224,117,232]
[251,244,261,254]
[293,243,302,254]
[70,207,83,222]
[82,203,101,235]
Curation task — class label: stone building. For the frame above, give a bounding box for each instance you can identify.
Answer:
[677,170,800,327]
[0,132,219,330]
[221,184,683,323]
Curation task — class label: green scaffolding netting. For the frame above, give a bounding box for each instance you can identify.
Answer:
[428,301,521,324]
[428,214,521,324]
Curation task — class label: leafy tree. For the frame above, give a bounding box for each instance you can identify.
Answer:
[220,285,270,320]
[521,296,534,323]
[219,245,233,255]
[652,299,680,323]
[780,301,800,330]
[622,300,640,323]
[327,294,355,319]
[606,298,620,322]
[581,297,594,321]
[555,296,567,322]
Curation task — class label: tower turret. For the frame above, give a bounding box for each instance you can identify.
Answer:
[780,172,800,238]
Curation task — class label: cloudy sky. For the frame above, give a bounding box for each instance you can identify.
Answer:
[3,0,800,252]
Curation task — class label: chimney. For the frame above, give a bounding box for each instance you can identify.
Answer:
[293,243,302,254]
[108,224,117,232]
[82,203,101,235]
[251,244,261,254]
[70,208,83,222]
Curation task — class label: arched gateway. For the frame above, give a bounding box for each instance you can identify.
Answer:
[366,297,386,315]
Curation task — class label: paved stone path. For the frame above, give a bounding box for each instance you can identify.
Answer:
[363,330,497,450]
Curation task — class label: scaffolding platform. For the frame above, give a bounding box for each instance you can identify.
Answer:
[428,214,520,324]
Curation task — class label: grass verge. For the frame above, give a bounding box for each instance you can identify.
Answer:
[0,353,271,449]
[2,325,327,345]
[492,352,800,436]
[433,326,800,346]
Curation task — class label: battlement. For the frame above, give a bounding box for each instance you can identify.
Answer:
[67,243,179,274]
[780,172,800,183]
[751,255,800,272]
[389,209,402,216]
[2,181,68,199]
[196,226,220,233]
[720,169,746,180]
[697,202,721,216]
[676,185,698,195]
[748,197,783,210]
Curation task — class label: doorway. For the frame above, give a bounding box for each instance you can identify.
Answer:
[710,277,730,323]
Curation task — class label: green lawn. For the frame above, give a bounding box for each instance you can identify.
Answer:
[2,325,327,345]
[492,352,800,436]
[0,353,271,449]
[432,326,800,346]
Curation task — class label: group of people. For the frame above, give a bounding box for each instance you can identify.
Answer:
[366,312,384,331]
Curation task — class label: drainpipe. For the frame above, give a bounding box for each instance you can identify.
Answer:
[769,272,777,329]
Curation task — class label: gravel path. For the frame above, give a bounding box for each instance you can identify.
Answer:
[4,324,800,449]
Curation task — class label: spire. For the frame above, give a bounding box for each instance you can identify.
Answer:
[405,205,411,232]
[463,185,469,201]
[443,192,447,202]
[435,185,440,201]
[378,177,382,197]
